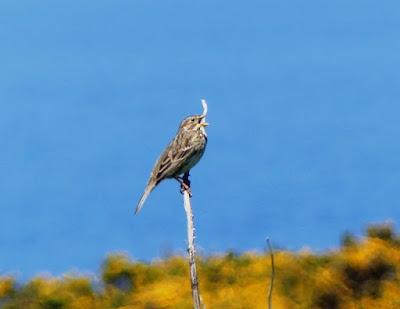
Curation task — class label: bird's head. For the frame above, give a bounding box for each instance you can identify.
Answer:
[180,115,208,131]
[179,99,209,134]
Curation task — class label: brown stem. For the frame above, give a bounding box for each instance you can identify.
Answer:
[266,237,275,309]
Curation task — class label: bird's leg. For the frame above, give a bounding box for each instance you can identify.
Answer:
[182,172,192,197]
[182,172,191,193]
[175,172,192,197]
[174,176,186,195]
[174,176,183,185]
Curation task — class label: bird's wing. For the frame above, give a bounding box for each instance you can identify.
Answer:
[153,142,197,182]
[135,142,195,214]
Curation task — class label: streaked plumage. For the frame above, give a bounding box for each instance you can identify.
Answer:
[135,104,208,214]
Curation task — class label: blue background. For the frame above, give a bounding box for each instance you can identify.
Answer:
[1,1,400,278]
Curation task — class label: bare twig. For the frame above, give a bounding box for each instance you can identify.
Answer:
[266,237,275,309]
[182,174,202,309]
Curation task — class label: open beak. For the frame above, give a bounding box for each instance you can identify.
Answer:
[200,122,209,127]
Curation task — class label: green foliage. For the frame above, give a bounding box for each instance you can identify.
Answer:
[341,255,394,298]
[341,231,358,248]
[312,291,340,309]
[102,254,137,291]
[1,222,400,308]
[366,222,399,245]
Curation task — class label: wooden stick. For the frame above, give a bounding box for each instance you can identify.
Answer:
[182,175,202,309]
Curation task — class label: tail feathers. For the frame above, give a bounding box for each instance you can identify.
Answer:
[135,182,156,214]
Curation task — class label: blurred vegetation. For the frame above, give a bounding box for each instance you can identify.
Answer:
[2,222,400,308]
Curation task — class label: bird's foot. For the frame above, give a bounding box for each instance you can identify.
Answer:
[180,181,192,197]
[177,172,192,197]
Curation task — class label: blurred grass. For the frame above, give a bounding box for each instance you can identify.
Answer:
[2,222,400,308]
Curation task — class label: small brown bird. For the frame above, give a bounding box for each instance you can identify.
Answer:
[135,100,209,214]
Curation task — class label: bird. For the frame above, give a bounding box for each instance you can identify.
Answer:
[135,100,209,214]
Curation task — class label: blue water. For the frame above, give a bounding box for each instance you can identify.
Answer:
[1,0,400,278]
